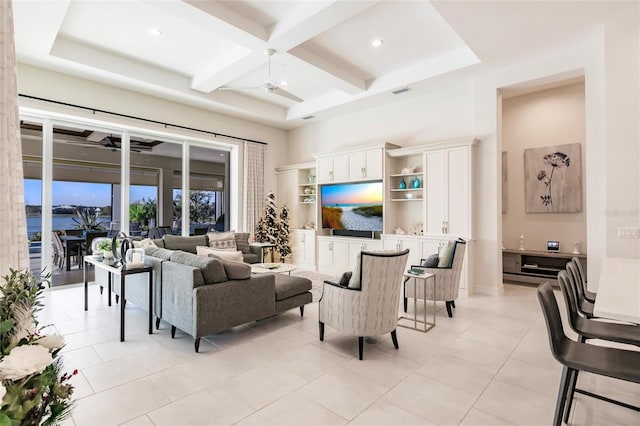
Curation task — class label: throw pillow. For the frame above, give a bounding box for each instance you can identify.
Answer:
[339,271,352,286]
[196,246,244,263]
[210,258,251,280]
[144,247,174,260]
[437,240,456,268]
[169,251,227,284]
[235,232,251,254]
[139,238,158,249]
[348,253,362,289]
[163,235,207,253]
[421,253,439,268]
[207,231,237,250]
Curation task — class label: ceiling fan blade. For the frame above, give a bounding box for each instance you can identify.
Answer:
[217,86,262,91]
[271,86,303,103]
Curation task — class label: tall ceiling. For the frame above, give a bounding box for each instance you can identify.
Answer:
[13,1,629,129]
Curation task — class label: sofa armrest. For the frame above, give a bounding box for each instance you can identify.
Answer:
[193,274,276,337]
[161,261,203,335]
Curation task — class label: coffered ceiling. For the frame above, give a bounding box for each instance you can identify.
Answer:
[13,1,628,129]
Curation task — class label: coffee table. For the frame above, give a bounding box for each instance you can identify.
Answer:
[251,262,297,275]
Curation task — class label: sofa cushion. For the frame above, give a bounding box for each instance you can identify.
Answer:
[196,246,244,263]
[207,231,237,250]
[235,233,251,254]
[242,253,260,264]
[274,274,312,301]
[213,258,251,280]
[163,235,207,253]
[144,247,175,260]
[152,238,165,248]
[170,251,227,284]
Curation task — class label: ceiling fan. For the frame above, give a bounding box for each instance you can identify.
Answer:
[217,49,303,103]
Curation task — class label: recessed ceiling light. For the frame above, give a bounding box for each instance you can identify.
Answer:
[280,81,288,87]
[371,39,384,48]
[148,27,163,37]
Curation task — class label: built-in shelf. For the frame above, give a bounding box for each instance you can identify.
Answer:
[390,172,423,178]
[390,198,422,202]
[502,248,586,286]
[390,188,423,192]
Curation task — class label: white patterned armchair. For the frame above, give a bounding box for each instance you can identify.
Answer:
[404,240,466,317]
[319,249,409,360]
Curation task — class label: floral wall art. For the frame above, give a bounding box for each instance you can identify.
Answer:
[524,143,582,213]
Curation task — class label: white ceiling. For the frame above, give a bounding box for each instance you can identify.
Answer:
[13,1,629,129]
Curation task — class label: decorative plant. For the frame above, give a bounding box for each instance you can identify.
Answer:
[537,151,570,208]
[0,269,75,424]
[129,198,157,229]
[255,192,278,245]
[96,240,112,253]
[72,207,106,231]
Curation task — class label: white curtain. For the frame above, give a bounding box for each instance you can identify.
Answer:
[243,141,265,236]
[0,0,29,276]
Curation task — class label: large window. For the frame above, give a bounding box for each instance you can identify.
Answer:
[20,114,233,283]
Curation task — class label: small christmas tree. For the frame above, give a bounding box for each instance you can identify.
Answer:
[277,205,292,260]
[263,192,278,245]
[254,217,267,243]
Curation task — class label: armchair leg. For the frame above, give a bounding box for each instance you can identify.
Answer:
[319,321,324,341]
[391,329,399,349]
[451,300,455,309]
[358,337,364,360]
[99,285,103,295]
[445,301,454,317]
[194,338,201,353]
[170,325,176,339]
[155,317,161,330]
[300,305,304,316]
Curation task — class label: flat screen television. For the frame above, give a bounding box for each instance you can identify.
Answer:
[321,180,383,231]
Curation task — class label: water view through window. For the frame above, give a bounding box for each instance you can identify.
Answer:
[25,179,157,239]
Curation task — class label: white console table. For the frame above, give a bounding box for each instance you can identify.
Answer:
[83,256,153,342]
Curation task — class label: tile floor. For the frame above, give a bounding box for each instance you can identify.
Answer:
[38,279,639,425]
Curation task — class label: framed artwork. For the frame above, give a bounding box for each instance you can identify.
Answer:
[502,151,508,213]
[524,143,582,213]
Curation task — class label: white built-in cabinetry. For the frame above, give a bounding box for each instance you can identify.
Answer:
[317,236,383,275]
[275,162,318,266]
[317,147,386,184]
[290,229,316,269]
[276,138,477,292]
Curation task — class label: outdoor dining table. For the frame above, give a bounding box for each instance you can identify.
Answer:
[59,234,85,271]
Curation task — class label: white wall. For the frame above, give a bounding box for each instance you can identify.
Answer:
[501,83,586,254]
[288,5,639,295]
[287,79,474,162]
[17,64,289,232]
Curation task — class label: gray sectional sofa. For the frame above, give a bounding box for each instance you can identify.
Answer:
[95,233,312,352]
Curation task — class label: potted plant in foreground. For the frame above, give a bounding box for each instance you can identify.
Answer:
[0,269,75,424]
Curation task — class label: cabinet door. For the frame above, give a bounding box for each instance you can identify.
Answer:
[332,239,349,268]
[332,155,349,182]
[397,237,422,267]
[317,157,334,184]
[347,241,364,269]
[382,237,400,252]
[290,230,302,263]
[363,148,383,180]
[303,231,315,266]
[445,146,470,236]
[317,239,333,267]
[421,239,443,260]
[348,151,365,181]
[426,150,445,235]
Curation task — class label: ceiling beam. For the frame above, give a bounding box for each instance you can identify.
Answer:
[287,46,366,94]
[268,0,380,51]
[187,0,377,94]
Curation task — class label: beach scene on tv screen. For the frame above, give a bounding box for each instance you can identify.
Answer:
[321,182,383,231]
